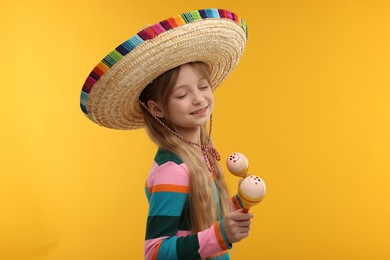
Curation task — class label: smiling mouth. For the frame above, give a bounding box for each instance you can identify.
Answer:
[190,106,208,115]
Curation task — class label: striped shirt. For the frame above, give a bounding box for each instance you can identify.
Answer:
[144,149,234,260]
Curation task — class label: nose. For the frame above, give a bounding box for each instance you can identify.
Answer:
[192,89,205,105]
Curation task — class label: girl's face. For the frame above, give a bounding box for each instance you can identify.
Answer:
[166,63,214,135]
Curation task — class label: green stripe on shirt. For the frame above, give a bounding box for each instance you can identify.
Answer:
[176,234,201,259]
[155,148,183,165]
[146,216,182,239]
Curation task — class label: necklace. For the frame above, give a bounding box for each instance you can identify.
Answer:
[138,101,221,172]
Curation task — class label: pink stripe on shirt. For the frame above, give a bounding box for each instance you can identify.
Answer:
[197,222,223,258]
[147,161,189,186]
[145,236,168,260]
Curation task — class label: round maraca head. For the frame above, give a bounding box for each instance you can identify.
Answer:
[238,175,266,210]
[226,152,249,177]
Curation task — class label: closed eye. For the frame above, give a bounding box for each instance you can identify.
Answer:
[175,93,187,99]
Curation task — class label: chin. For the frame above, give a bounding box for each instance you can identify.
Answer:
[196,116,210,126]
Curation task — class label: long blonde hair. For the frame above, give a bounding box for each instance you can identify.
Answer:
[139,62,230,231]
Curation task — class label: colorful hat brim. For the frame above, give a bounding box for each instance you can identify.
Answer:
[80,9,248,130]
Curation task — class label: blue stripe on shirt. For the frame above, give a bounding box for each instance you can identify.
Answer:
[149,192,188,216]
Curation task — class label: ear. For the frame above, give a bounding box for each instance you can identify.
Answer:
[147,100,165,118]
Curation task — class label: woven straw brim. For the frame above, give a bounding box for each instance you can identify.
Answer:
[82,16,247,130]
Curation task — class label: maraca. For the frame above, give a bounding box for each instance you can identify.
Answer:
[226,152,249,178]
[238,175,266,212]
[227,152,266,212]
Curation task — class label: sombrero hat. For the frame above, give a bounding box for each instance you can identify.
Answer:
[80,8,248,130]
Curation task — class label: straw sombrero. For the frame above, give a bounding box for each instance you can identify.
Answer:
[80,8,248,130]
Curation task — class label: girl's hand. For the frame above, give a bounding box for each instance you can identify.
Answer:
[223,209,254,244]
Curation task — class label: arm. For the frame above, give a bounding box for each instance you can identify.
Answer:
[144,161,231,260]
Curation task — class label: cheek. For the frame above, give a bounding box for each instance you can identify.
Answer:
[167,100,188,115]
[208,93,215,108]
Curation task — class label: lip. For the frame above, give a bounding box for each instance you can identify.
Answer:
[190,106,208,115]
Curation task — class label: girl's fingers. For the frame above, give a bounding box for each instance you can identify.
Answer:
[235,219,250,226]
[231,210,254,221]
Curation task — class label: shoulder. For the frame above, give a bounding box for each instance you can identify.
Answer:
[146,149,189,187]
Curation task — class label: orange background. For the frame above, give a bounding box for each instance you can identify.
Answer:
[1,0,389,259]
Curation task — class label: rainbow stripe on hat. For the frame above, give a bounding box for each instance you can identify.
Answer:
[80,8,248,116]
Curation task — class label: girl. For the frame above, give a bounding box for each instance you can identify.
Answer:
[139,62,253,259]
[80,8,252,260]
